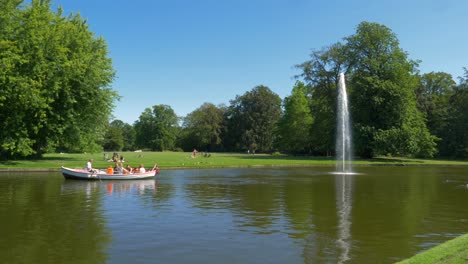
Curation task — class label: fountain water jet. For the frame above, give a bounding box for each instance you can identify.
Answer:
[335,73,353,174]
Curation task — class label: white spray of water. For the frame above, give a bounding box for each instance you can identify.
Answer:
[336,73,352,173]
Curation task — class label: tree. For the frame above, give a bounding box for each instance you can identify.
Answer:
[0,0,118,158]
[224,86,282,153]
[121,123,136,151]
[276,81,313,154]
[134,105,179,151]
[298,22,437,158]
[102,125,124,151]
[180,103,225,151]
[346,22,437,158]
[442,68,468,158]
[102,120,135,151]
[296,43,349,155]
[415,72,456,156]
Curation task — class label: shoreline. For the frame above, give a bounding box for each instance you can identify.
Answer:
[1,163,468,173]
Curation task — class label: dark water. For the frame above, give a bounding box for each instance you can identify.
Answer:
[0,166,467,264]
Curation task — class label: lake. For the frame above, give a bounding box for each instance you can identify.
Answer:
[0,166,467,263]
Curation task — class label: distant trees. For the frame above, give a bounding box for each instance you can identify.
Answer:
[442,69,468,158]
[179,103,226,152]
[415,72,456,156]
[276,81,313,154]
[224,85,282,153]
[102,120,136,151]
[134,105,179,151]
[0,0,117,158]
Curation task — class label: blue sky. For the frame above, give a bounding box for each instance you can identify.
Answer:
[53,0,468,124]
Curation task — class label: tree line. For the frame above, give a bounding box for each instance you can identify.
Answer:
[1,2,467,159]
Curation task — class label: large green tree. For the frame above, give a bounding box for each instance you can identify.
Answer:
[0,0,117,158]
[346,22,437,158]
[276,81,313,154]
[224,85,282,153]
[134,105,179,151]
[297,22,437,158]
[180,103,225,152]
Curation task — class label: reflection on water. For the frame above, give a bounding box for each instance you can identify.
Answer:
[61,179,158,196]
[0,173,111,264]
[336,174,353,263]
[0,167,467,264]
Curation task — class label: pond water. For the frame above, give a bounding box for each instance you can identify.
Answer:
[0,166,467,264]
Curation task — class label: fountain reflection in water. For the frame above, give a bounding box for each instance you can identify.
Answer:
[336,174,353,263]
[336,73,353,174]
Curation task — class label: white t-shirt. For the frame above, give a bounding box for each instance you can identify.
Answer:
[86,161,92,171]
[139,167,146,173]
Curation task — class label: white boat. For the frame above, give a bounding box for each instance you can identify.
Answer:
[61,166,156,180]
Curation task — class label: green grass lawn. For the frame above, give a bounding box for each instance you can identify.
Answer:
[0,151,467,170]
[397,233,468,264]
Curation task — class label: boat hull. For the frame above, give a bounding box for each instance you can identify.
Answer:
[61,167,156,180]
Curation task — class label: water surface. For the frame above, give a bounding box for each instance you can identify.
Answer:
[0,166,467,263]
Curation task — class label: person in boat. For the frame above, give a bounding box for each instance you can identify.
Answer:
[125,164,133,174]
[107,165,114,175]
[152,163,160,175]
[138,164,146,173]
[86,159,98,174]
[115,162,126,174]
[114,162,120,173]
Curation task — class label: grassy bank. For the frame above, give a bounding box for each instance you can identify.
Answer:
[0,151,467,170]
[397,233,468,264]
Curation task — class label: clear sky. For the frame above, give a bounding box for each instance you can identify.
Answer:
[52,0,468,124]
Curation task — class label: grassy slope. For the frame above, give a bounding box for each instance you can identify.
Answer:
[397,233,468,264]
[0,151,467,170]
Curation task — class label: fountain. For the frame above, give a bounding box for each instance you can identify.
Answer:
[334,73,355,263]
[336,73,353,174]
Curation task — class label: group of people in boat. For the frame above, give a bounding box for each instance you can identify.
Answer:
[86,158,160,175]
[108,162,151,175]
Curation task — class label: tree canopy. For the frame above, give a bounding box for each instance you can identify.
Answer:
[296,21,438,158]
[224,85,282,153]
[134,105,179,151]
[0,0,118,158]
[180,103,226,152]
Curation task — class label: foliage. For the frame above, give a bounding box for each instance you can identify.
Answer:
[134,105,179,151]
[102,120,135,151]
[0,0,118,158]
[297,21,437,158]
[441,68,468,158]
[179,103,226,151]
[296,43,349,155]
[276,81,313,154]
[224,85,282,153]
[415,72,456,156]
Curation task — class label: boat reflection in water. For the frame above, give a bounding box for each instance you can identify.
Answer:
[61,179,158,197]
